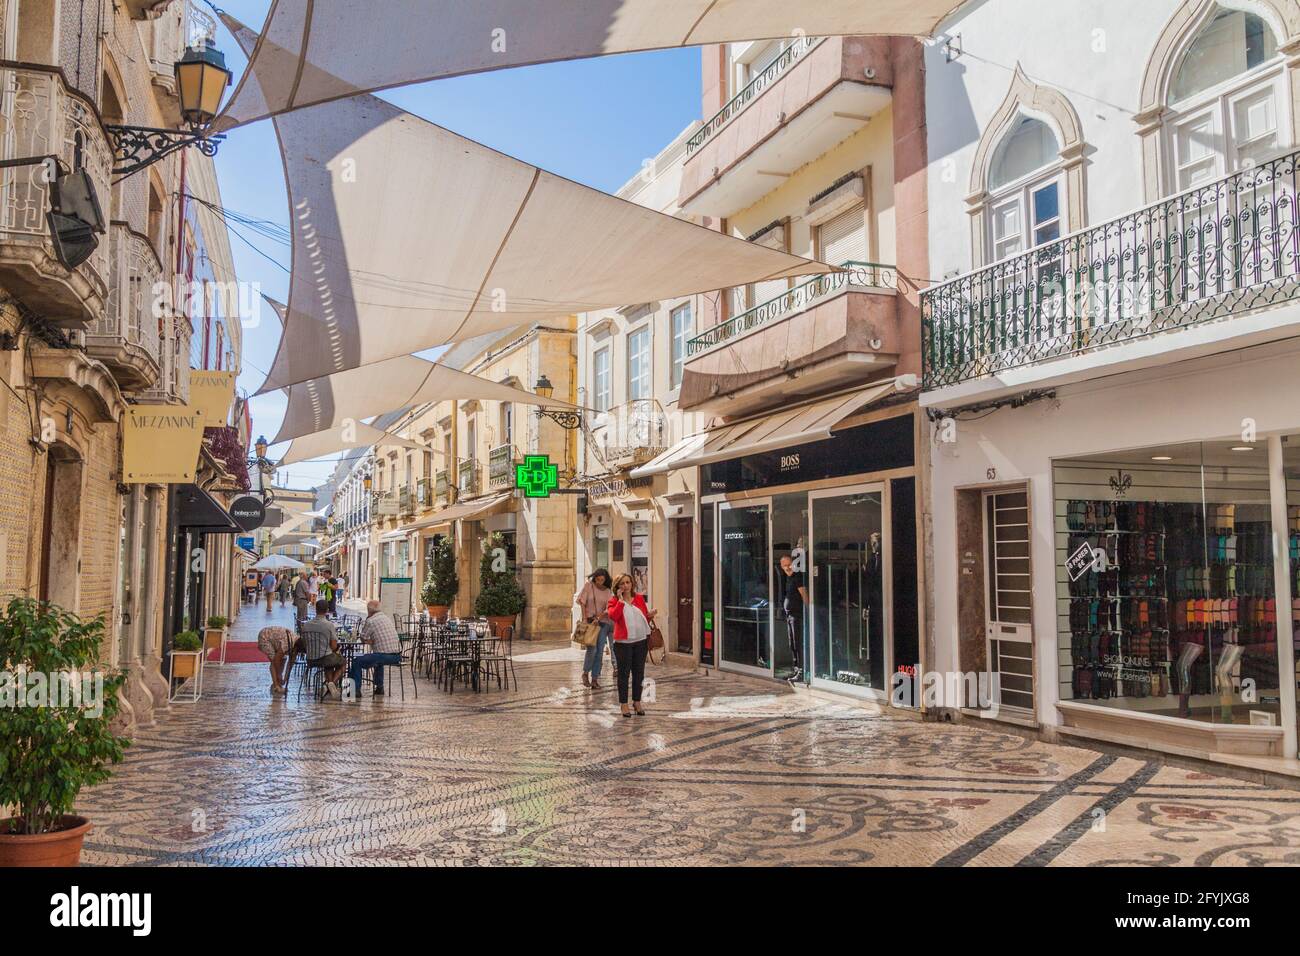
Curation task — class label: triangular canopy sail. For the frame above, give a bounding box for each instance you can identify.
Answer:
[226,17,831,394]
[275,420,425,467]
[214,0,968,132]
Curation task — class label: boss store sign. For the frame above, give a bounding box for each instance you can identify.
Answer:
[701,415,913,494]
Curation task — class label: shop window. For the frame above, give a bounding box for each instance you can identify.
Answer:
[1285,435,1300,749]
[1055,440,1279,726]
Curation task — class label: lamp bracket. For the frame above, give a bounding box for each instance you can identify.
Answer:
[105,125,225,178]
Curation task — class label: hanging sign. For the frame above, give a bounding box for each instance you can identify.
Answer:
[188,370,237,427]
[515,454,559,498]
[230,495,267,532]
[122,406,205,483]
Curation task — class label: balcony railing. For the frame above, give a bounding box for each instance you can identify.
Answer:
[417,476,433,507]
[435,469,450,503]
[488,443,515,488]
[0,63,113,308]
[458,460,480,497]
[591,399,668,465]
[88,224,163,387]
[397,484,414,515]
[687,261,896,358]
[687,36,824,157]
[922,149,1300,391]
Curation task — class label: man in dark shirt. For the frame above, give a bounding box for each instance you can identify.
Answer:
[779,554,808,678]
[300,599,345,697]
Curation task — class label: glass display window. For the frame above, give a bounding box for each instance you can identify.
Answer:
[1055,440,1279,726]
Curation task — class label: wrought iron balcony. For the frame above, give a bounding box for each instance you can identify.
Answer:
[435,469,450,503]
[458,460,480,497]
[686,36,823,157]
[0,62,113,324]
[922,149,1300,391]
[87,224,164,391]
[590,399,668,467]
[397,484,414,515]
[416,476,433,507]
[687,261,897,358]
[488,443,516,487]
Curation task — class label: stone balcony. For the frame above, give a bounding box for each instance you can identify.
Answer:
[0,63,112,326]
[86,223,164,392]
[679,36,893,218]
[680,262,900,417]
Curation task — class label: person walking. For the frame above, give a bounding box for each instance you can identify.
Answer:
[327,575,340,617]
[319,575,334,618]
[261,570,277,611]
[308,571,319,607]
[606,573,656,718]
[779,554,808,681]
[575,569,613,690]
[277,572,289,607]
[293,571,311,622]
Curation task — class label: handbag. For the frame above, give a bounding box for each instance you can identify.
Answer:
[572,618,600,647]
[646,624,666,664]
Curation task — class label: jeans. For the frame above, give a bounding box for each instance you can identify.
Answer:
[582,621,612,678]
[295,599,308,622]
[349,652,401,694]
[612,639,648,704]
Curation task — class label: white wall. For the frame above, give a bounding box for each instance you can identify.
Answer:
[925,0,1185,279]
[928,329,1300,724]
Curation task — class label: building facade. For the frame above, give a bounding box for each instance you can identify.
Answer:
[614,32,931,699]
[921,0,1300,771]
[1,0,248,732]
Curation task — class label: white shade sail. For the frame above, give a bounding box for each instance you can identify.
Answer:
[214,0,967,132]
[226,17,830,394]
[276,420,425,467]
[270,346,576,445]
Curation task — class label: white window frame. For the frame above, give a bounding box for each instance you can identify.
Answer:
[627,325,651,401]
[986,165,1063,262]
[1165,64,1290,194]
[592,346,611,412]
[669,302,692,391]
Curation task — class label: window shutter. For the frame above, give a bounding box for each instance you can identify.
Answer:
[751,225,788,305]
[819,204,868,266]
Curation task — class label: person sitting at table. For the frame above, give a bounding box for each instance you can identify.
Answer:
[300,599,345,698]
[346,599,403,700]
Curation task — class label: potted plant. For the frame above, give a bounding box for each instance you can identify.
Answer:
[473,534,526,636]
[421,536,457,620]
[203,615,228,665]
[0,598,129,866]
[170,631,202,680]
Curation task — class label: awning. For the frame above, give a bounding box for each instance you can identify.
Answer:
[402,493,516,533]
[214,1,967,132]
[277,419,424,466]
[316,541,342,560]
[379,527,413,543]
[630,379,900,477]
[224,18,829,395]
[237,547,260,563]
[174,484,242,533]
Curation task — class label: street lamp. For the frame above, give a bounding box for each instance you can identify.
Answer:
[106,39,232,177]
[534,374,582,430]
[247,435,275,503]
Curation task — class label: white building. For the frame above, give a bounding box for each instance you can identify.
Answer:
[921,0,1300,774]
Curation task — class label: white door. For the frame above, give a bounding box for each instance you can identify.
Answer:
[983,488,1034,718]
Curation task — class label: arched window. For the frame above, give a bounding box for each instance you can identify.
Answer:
[1166,5,1289,190]
[986,115,1063,260]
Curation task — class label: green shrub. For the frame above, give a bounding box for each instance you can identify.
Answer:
[473,533,526,617]
[172,631,202,652]
[0,598,129,836]
[421,536,458,606]
[206,615,227,629]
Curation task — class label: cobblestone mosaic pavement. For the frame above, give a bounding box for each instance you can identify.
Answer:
[77,604,1300,866]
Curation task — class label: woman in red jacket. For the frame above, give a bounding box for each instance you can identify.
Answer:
[606,573,656,717]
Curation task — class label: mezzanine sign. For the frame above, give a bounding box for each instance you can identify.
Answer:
[122,406,205,483]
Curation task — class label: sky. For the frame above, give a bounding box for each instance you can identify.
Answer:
[210,0,702,491]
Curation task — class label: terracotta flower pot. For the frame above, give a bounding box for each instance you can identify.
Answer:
[426,605,449,621]
[487,614,516,637]
[0,816,92,867]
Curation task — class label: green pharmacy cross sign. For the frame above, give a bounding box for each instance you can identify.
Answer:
[515,454,559,498]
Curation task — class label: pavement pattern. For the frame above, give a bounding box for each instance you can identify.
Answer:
[77,601,1300,866]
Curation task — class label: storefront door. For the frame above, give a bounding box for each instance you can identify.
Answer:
[809,485,888,696]
[718,501,773,676]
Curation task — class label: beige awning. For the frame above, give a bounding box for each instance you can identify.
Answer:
[405,493,516,532]
[269,342,577,445]
[214,1,968,132]
[631,379,900,476]
[225,18,829,394]
[379,527,414,543]
[276,419,424,467]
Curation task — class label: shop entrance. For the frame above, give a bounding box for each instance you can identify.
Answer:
[810,484,887,695]
[718,501,772,676]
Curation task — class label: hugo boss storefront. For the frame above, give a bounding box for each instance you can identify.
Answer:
[672,390,924,700]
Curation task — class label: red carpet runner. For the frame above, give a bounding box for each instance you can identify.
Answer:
[208,642,269,664]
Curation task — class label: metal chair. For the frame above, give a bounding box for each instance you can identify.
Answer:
[479,625,517,691]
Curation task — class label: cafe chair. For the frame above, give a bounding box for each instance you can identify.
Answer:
[479,625,517,692]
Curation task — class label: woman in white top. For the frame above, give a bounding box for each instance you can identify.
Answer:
[606,573,656,717]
